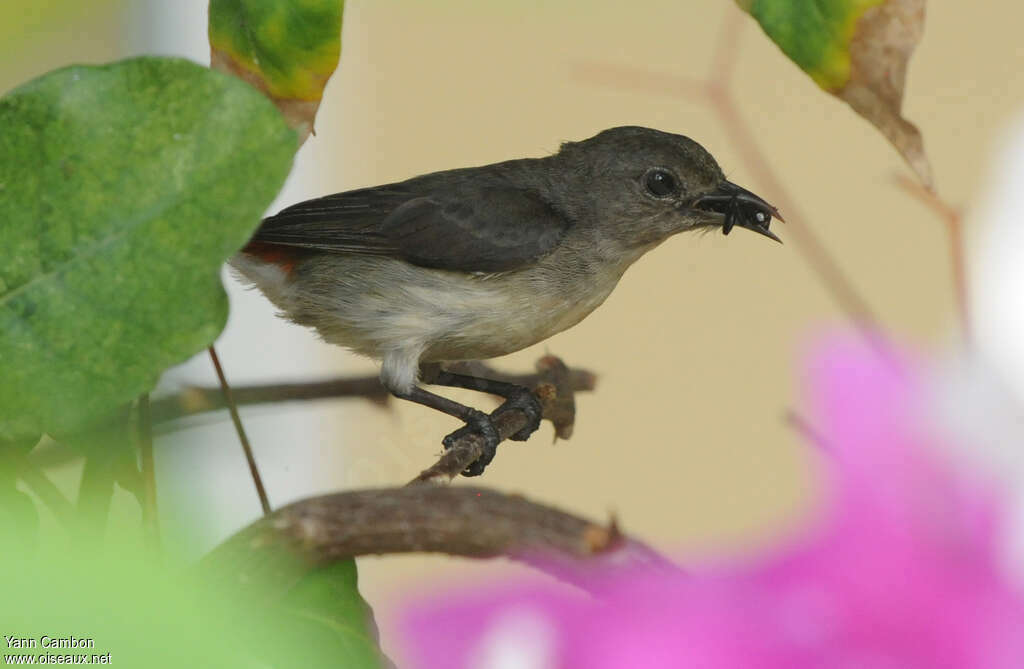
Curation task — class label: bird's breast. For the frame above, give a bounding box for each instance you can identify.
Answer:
[420,248,638,361]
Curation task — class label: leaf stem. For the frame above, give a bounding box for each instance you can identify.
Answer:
[137,393,161,551]
[892,174,970,345]
[208,345,271,515]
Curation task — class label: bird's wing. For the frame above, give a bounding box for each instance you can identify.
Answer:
[249,181,573,273]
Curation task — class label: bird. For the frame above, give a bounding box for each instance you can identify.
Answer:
[231,126,782,475]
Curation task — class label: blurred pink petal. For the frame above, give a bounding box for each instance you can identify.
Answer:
[398,335,1024,668]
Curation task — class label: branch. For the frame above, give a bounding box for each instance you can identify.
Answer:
[203,486,677,593]
[411,356,586,484]
[195,358,635,594]
[149,362,597,425]
[892,174,970,344]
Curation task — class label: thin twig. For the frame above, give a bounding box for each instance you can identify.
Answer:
[208,345,271,515]
[783,409,833,454]
[203,486,678,595]
[570,62,706,99]
[710,94,882,333]
[892,174,970,344]
[21,363,596,474]
[148,364,596,425]
[708,8,745,85]
[150,376,388,425]
[137,393,161,551]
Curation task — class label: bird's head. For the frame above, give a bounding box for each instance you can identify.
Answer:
[553,126,782,250]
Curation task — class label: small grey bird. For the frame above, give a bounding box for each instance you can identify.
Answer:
[232,126,781,475]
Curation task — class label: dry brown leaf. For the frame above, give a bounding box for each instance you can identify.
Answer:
[840,0,932,186]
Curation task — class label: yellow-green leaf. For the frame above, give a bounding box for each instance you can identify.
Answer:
[0,57,296,441]
[739,0,931,185]
[209,0,344,141]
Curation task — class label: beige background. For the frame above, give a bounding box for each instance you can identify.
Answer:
[4,0,1020,662]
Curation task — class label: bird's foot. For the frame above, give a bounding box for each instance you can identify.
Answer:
[499,390,543,441]
[442,409,499,477]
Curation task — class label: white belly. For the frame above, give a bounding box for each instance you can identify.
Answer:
[231,248,639,393]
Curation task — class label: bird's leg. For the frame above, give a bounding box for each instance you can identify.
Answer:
[388,384,500,476]
[431,370,543,442]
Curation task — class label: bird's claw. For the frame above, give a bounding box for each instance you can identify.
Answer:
[440,391,541,476]
[442,409,499,477]
[500,391,543,441]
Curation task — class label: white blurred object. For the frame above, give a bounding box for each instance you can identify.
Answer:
[927,112,1024,581]
[971,114,1024,404]
[926,355,1024,582]
[466,607,558,669]
[956,112,1024,502]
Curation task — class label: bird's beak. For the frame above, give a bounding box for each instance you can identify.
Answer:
[691,181,784,243]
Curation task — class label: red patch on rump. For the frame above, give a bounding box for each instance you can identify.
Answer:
[242,241,299,274]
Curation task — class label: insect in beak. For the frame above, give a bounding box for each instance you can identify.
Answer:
[694,181,783,243]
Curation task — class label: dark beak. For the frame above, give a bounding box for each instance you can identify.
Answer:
[691,181,783,243]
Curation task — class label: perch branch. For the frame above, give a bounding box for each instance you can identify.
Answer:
[411,356,586,485]
[203,486,678,593]
[149,363,596,425]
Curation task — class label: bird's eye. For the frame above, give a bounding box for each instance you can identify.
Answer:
[644,169,679,198]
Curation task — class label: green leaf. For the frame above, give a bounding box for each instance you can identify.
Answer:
[738,0,931,184]
[0,57,296,442]
[209,0,343,100]
[274,560,387,668]
[737,0,882,90]
[209,0,344,139]
[202,532,386,668]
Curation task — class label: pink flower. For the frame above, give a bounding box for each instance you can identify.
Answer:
[398,337,1024,668]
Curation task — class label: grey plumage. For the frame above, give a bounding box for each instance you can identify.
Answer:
[252,180,571,273]
[231,125,780,474]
